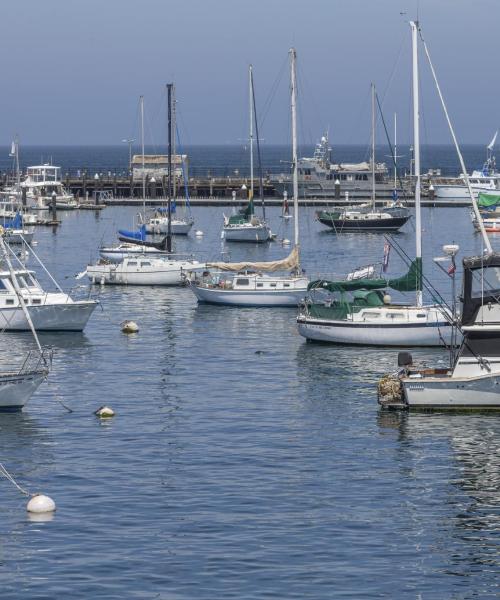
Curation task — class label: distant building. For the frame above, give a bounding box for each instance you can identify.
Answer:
[131,154,188,181]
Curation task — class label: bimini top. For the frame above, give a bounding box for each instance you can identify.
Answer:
[308,258,422,293]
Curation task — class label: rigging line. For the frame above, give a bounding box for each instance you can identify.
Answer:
[375,92,409,202]
[259,54,289,128]
[0,461,30,496]
[377,29,407,108]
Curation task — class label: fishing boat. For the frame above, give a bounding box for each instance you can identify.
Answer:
[298,22,453,346]
[0,235,97,331]
[0,235,50,410]
[189,51,309,307]
[20,165,77,210]
[84,255,205,286]
[315,85,411,232]
[222,66,271,243]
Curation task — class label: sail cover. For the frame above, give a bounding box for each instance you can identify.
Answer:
[207,246,299,272]
[118,224,146,241]
[308,258,422,293]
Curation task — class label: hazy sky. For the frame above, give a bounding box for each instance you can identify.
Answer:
[1,0,498,146]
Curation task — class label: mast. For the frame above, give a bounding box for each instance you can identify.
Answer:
[14,135,20,193]
[140,95,145,218]
[410,21,423,307]
[172,85,177,199]
[371,83,376,210]
[290,47,299,254]
[249,65,254,207]
[167,83,173,253]
[419,26,492,255]
[393,113,397,191]
[251,67,266,220]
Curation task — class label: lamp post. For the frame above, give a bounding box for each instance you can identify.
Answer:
[122,138,135,174]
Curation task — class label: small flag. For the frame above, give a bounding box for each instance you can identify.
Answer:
[383,242,391,273]
[9,141,16,157]
[392,188,399,202]
[447,262,456,275]
[487,131,498,151]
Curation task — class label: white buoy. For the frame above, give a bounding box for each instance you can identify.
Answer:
[27,494,56,514]
[121,320,139,334]
[282,238,291,245]
[95,406,115,418]
[383,293,392,304]
[195,230,204,237]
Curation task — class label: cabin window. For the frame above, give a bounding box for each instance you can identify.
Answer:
[236,278,249,286]
[471,266,500,298]
[387,312,404,319]
[6,299,14,305]
[0,279,6,291]
[128,261,137,266]
[363,312,380,318]
[270,283,277,287]
[416,313,426,318]
[32,299,42,305]
[140,262,151,267]
[256,283,263,288]
[284,283,290,288]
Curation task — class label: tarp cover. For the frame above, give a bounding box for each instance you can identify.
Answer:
[478,192,500,208]
[207,246,300,272]
[308,257,422,293]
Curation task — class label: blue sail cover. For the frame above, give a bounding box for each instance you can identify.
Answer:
[118,224,146,241]
[157,201,176,214]
[3,212,23,229]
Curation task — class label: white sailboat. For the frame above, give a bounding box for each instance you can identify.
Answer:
[222,65,271,243]
[378,22,500,409]
[188,50,309,307]
[0,235,50,410]
[297,22,453,346]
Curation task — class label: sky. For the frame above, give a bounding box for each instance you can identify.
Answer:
[1,0,499,146]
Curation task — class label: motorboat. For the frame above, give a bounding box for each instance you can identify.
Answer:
[84,255,206,286]
[20,165,78,210]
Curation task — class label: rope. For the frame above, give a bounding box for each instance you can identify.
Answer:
[0,461,30,496]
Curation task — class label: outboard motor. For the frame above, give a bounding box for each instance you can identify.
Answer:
[397,352,413,367]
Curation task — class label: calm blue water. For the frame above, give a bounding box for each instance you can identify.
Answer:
[0,144,492,179]
[0,205,499,599]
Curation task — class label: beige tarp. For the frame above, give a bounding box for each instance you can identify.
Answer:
[207,246,299,272]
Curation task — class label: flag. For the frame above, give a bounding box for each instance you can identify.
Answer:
[447,262,456,275]
[487,131,498,151]
[382,242,391,273]
[9,141,16,157]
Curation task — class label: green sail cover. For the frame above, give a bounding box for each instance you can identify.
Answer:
[308,258,422,293]
[478,192,500,207]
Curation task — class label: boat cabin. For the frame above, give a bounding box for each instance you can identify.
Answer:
[0,269,45,306]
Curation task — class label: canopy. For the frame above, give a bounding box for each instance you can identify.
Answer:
[478,192,500,208]
[207,246,299,273]
[308,258,422,293]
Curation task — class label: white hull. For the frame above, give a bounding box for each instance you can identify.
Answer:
[403,373,500,409]
[0,370,47,410]
[99,247,169,263]
[87,260,205,286]
[433,185,494,199]
[4,230,34,244]
[222,224,271,242]
[297,317,454,346]
[0,301,97,331]
[145,219,194,235]
[190,284,307,306]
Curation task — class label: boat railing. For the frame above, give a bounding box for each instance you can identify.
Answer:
[18,349,52,375]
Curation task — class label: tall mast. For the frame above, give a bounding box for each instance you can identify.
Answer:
[394,113,397,191]
[140,95,145,217]
[371,83,376,210]
[410,21,423,307]
[14,135,20,192]
[290,47,299,252]
[172,85,177,199]
[249,65,254,204]
[251,67,266,220]
[167,83,173,253]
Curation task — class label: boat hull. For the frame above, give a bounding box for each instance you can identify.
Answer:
[0,301,98,331]
[317,214,410,232]
[145,220,194,235]
[87,261,204,286]
[222,225,271,242]
[402,373,500,409]
[190,284,307,306]
[0,370,47,410]
[99,248,169,263]
[297,316,454,346]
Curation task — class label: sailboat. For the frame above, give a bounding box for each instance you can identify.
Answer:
[0,235,50,410]
[297,22,453,346]
[378,22,500,410]
[222,65,271,243]
[188,50,309,306]
[140,85,194,236]
[315,84,411,232]
[88,87,205,285]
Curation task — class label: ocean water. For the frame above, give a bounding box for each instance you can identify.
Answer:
[0,204,499,599]
[0,144,492,179]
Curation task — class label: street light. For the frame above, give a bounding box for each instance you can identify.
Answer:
[122,138,135,173]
